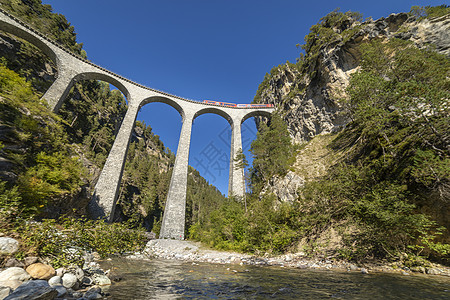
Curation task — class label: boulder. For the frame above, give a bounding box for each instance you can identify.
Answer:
[4,280,57,300]
[0,267,31,283]
[92,273,111,286]
[26,263,55,280]
[0,237,19,255]
[4,258,24,268]
[23,257,39,267]
[55,268,64,277]
[47,276,61,287]
[61,273,77,289]
[0,286,11,300]
[84,287,103,300]
[52,285,67,298]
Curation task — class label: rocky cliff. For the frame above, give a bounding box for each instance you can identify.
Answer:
[255,10,450,202]
[256,12,450,145]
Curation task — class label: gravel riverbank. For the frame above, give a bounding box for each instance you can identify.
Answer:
[126,239,450,278]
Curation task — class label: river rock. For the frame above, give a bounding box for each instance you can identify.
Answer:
[52,285,67,298]
[4,280,57,300]
[55,267,64,277]
[61,273,77,288]
[47,276,62,287]
[23,257,39,267]
[0,237,19,255]
[426,268,441,275]
[26,263,55,280]
[81,276,93,286]
[67,266,84,281]
[0,286,11,300]
[92,274,111,286]
[0,267,31,283]
[4,258,24,268]
[84,287,103,300]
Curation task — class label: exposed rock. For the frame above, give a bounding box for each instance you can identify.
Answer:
[52,285,67,298]
[54,268,64,278]
[84,287,103,300]
[0,237,19,255]
[258,13,450,145]
[0,280,20,291]
[426,268,442,275]
[26,263,55,280]
[61,273,77,289]
[4,280,57,300]
[265,171,304,202]
[47,276,61,287]
[0,286,11,300]
[23,257,39,267]
[4,258,24,268]
[0,267,31,284]
[92,273,111,286]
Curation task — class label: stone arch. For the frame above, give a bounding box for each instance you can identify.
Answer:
[0,18,58,64]
[240,110,272,124]
[139,96,185,120]
[72,72,131,100]
[193,107,233,125]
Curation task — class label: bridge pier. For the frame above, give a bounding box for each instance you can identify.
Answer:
[159,112,194,239]
[228,118,245,198]
[42,68,78,112]
[89,103,140,221]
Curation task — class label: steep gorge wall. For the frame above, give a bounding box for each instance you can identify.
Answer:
[257,12,450,145]
[256,11,450,203]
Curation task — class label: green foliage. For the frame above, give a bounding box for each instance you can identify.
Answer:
[0,65,85,213]
[59,81,127,167]
[0,0,83,54]
[324,38,449,261]
[409,5,450,20]
[0,181,22,229]
[301,9,363,77]
[233,148,248,170]
[18,151,84,208]
[250,113,296,193]
[16,217,146,267]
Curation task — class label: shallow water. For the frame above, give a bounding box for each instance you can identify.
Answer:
[100,258,450,299]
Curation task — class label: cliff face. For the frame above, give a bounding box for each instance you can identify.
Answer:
[257,11,450,212]
[258,13,450,145]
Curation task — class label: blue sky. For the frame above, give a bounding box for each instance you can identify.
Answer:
[42,0,446,195]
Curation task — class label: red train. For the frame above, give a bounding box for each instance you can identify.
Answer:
[202,100,274,108]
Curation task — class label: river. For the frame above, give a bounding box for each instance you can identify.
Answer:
[99,258,450,299]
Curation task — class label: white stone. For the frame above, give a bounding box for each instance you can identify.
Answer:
[0,237,19,255]
[0,267,31,283]
[47,275,62,287]
[92,274,111,286]
[62,273,78,289]
[0,285,11,300]
[55,267,64,277]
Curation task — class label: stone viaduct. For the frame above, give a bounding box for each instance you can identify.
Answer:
[0,8,274,239]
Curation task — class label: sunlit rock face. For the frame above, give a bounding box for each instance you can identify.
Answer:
[257,13,450,145]
[256,12,449,202]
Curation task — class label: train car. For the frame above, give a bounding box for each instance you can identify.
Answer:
[203,100,274,108]
[202,100,237,107]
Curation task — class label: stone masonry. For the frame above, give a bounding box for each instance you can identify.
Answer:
[0,8,274,239]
